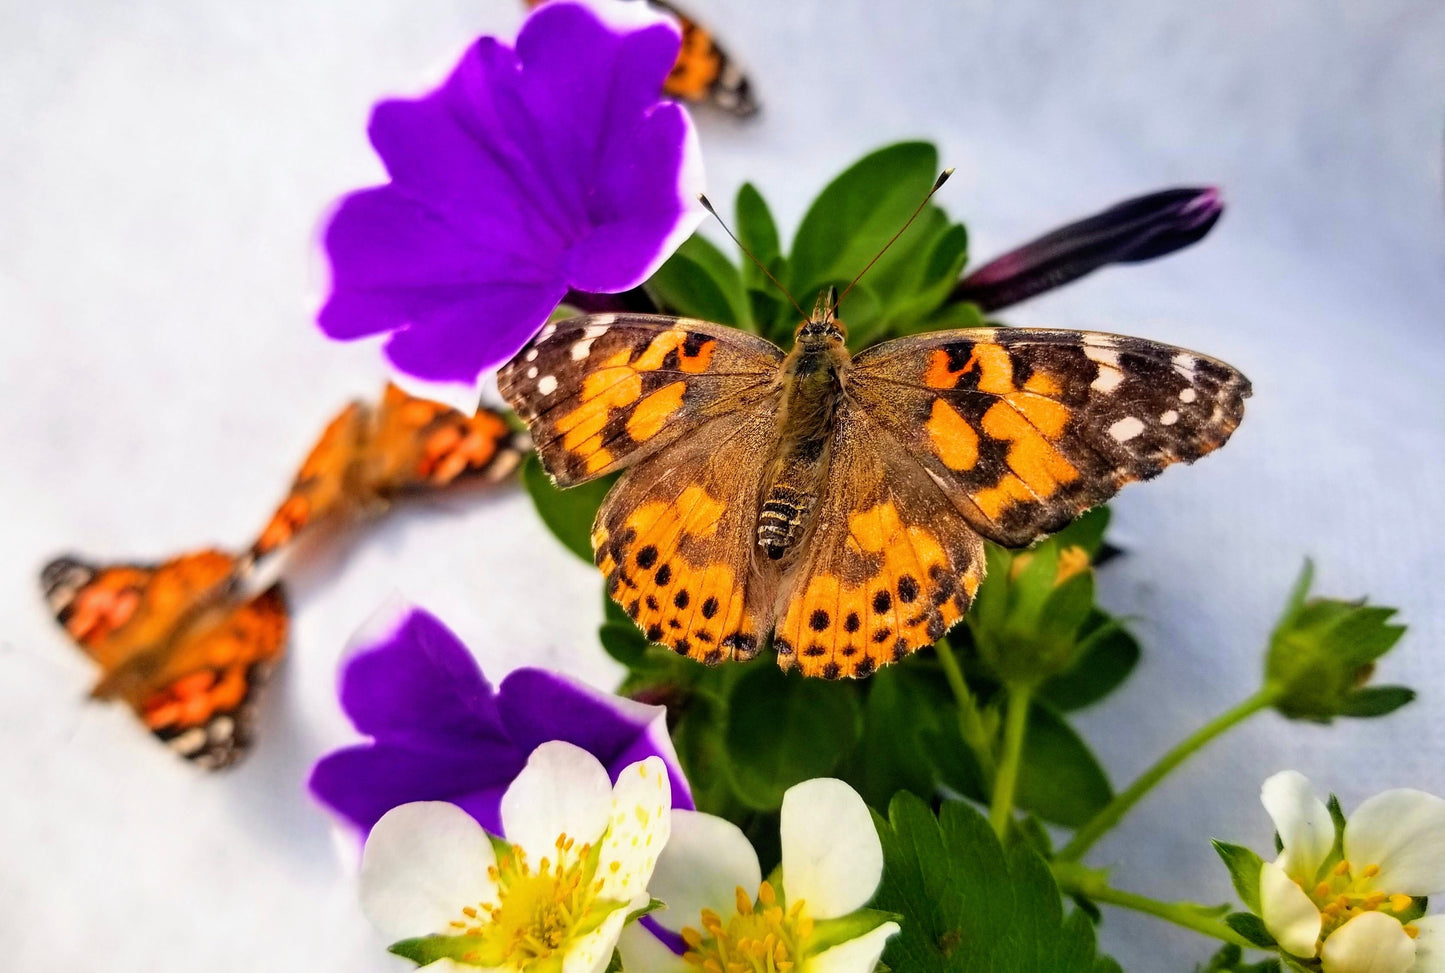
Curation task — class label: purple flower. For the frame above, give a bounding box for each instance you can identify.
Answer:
[308,606,692,838]
[954,186,1224,312]
[318,0,705,398]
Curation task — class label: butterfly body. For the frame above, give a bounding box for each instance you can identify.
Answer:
[502,303,1250,679]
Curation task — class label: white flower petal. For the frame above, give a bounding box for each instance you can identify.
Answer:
[1260,859,1323,958]
[806,921,900,973]
[1321,911,1416,973]
[647,810,762,934]
[1345,789,1445,896]
[596,756,672,904]
[561,907,631,973]
[1408,914,1445,973]
[501,741,613,858]
[359,802,499,942]
[1262,770,1336,883]
[780,778,884,920]
[616,923,692,973]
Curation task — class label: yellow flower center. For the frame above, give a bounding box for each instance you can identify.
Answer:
[1298,860,1420,940]
[680,881,812,973]
[446,833,612,969]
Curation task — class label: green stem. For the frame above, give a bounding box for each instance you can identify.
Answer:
[1058,686,1279,862]
[1052,863,1253,949]
[990,682,1032,838]
[934,639,995,784]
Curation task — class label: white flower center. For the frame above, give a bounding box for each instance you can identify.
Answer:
[1299,860,1421,942]
[445,833,615,968]
[681,881,812,973]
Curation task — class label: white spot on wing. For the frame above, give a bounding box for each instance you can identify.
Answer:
[583,323,610,339]
[538,375,558,396]
[1159,410,1179,425]
[526,366,538,379]
[539,323,557,341]
[525,348,538,362]
[170,727,208,755]
[570,339,594,360]
[1108,416,1146,442]
[1179,387,1198,403]
[1091,366,1125,393]
[1172,352,1198,379]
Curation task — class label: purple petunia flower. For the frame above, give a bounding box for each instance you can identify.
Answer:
[318,0,705,402]
[308,606,692,839]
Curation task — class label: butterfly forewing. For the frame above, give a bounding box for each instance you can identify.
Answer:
[774,401,985,678]
[849,328,1251,547]
[499,313,784,486]
[593,407,782,665]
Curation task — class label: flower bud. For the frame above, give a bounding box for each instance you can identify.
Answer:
[953,187,1223,311]
[968,538,1098,686]
[1265,563,1411,722]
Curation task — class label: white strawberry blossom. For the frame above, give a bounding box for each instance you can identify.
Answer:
[360,741,671,971]
[618,777,899,973]
[1258,771,1445,972]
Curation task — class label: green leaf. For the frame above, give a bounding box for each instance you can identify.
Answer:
[1224,912,1277,948]
[873,794,1118,972]
[1038,610,1141,711]
[736,182,782,286]
[599,621,646,667]
[521,453,614,563]
[724,664,862,811]
[1211,841,1264,913]
[1053,507,1112,557]
[932,698,1112,828]
[806,908,903,956]
[645,234,749,328]
[1196,943,1282,973]
[844,662,950,811]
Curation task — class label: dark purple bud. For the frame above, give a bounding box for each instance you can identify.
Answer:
[560,287,659,315]
[954,187,1224,312]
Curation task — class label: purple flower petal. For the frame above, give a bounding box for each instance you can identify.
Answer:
[317,0,704,393]
[308,606,693,839]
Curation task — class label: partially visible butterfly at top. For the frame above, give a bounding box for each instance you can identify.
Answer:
[526,0,759,116]
[500,172,1251,680]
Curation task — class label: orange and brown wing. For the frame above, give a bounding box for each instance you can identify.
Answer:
[774,401,985,679]
[364,384,526,495]
[849,328,1251,548]
[136,584,289,769]
[41,548,239,674]
[593,407,782,664]
[499,313,783,486]
[252,400,369,560]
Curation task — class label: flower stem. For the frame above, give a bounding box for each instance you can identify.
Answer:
[934,639,995,784]
[1058,686,1279,862]
[1052,862,1254,948]
[990,682,1032,838]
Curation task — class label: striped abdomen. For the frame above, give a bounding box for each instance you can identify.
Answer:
[757,487,812,560]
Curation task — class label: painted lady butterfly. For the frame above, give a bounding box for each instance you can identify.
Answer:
[500,292,1249,680]
[42,384,526,766]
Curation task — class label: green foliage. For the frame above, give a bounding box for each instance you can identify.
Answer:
[1265,561,1410,721]
[1223,913,1276,949]
[1197,944,1282,973]
[1211,841,1264,913]
[520,454,614,563]
[645,142,975,350]
[872,794,1120,972]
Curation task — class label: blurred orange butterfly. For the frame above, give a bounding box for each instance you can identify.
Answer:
[42,385,526,767]
[527,0,758,116]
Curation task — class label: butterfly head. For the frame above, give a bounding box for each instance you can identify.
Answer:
[795,286,847,347]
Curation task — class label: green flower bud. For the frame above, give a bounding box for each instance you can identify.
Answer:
[1265,562,1411,722]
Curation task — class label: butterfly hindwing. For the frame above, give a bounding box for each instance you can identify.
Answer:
[138,583,289,769]
[593,408,782,664]
[368,384,526,494]
[775,400,985,678]
[849,328,1251,547]
[499,314,784,486]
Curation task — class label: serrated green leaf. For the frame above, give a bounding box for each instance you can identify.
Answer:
[873,794,1117,972]
[736,182,782,286]
[521,453,614,563]
[724,665,862,810]
[1224,912,1277,948]
[843,662,949,811]
[1211,841,1264,913]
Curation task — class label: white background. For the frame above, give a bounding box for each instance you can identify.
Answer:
[3,1,1444,969]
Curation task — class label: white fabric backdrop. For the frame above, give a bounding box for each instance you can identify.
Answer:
[2,1,1443,969]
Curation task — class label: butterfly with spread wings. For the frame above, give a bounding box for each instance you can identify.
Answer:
[500,289,1249,680]
[41,384,526,767]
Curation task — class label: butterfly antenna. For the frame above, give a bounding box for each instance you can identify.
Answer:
[836,168,954,308]
[697,194,809,321]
